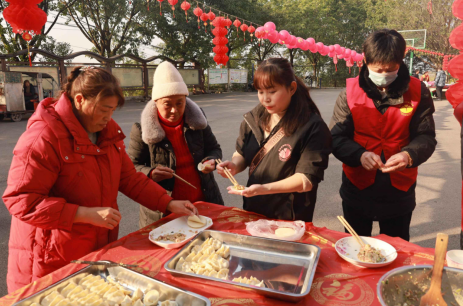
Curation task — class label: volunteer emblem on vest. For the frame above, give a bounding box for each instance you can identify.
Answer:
[278,144,292,162]
[399,102,414,116]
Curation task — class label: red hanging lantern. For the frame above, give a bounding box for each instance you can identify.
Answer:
[448,54,463,79]
[450,24,463,50]
[240,23,248,41]
[207,10,215,25]
[248,25,255,41]
[453,0,463,19]
[193,6,203,29]
[157,0,164,15]
[224,17,232,29]
[233,19,241,37]
[3,0,47,67]
[446,81,463,109]
[168,0,178,17]
[180,1,190,21]
[212,36,228,45]
[200,13,209,32]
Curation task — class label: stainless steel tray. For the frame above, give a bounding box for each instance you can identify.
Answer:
[165,230,320,302]
[377,265,463,306]
[13,260,210,306]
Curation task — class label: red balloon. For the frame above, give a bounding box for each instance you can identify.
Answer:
[267,30,279,44]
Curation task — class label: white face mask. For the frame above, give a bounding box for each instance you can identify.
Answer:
[368,68,399,87]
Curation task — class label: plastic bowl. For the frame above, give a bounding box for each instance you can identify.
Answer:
[447,249,463,270]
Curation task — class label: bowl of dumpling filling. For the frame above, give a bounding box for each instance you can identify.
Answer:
[335,236,397,268]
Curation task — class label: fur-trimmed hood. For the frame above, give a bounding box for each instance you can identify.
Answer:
[141,97,208,144]
[359,62,410,102]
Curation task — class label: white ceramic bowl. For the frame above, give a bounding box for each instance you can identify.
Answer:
[149,216,213,249]
[446,249,463,270]
[335,236,397,268]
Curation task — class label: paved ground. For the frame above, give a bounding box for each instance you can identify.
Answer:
[0,90,461,297]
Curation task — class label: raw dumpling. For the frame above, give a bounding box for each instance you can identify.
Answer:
[207,259,220,272]
[87,298,104,306]
[68,288,87,300]
[60,282,77,298]
[191,245,202,253]
[131,288,143,302]
[78,274,96,285]
[30,304,41,306]
[211,239,222,250]
[217,268,229,280]
[105,290,125,305]
[120,295,133,306]
[160,301,178,306]
[41,290,61,306]
[202,245,215,255]
[133,299,143,306]
[182,261,194,273]
[96,284,113,296]
[191,252,203,262]
[48,294,65,306]
[208,270,218,278]
[55,299,71,306]
[175,257,185,271]
[103,287,118,299]
[144,289,160,306]
[185,251,196,262]
[218,258,229,269]
[198,253,209,263]
[216,245,230,258]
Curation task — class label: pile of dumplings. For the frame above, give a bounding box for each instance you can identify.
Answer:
[175,237,230,280]
[29,273,178,306]
[231,276,265,288]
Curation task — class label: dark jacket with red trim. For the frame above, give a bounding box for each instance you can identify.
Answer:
[329,63,437,220]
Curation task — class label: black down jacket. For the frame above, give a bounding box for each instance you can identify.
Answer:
[128,98,224,228]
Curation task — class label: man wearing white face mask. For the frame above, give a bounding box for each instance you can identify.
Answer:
[329,29,437,241]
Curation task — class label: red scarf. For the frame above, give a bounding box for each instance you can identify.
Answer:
[158,111,204,202]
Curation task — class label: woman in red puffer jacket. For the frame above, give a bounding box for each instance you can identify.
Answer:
[2,67,198,293]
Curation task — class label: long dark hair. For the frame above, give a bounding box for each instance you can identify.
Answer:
[253,58,320,136]
[60,66,125,108]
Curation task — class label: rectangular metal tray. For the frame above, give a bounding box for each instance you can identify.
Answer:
[13,261,211,306]
[165,230,320,302]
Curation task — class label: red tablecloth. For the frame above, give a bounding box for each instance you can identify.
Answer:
[0,202,437,306]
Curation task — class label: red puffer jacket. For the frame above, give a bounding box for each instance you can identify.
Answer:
[2,94,173,293]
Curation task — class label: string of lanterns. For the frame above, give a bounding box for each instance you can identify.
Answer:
[405,47,458,71]
[145,0,364,67]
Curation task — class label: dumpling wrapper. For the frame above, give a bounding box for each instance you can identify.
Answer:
[187,215,207,228]
[144,289,160,306]
[60,282,77,298]
[185,251,196,262]
[275,227,296,238]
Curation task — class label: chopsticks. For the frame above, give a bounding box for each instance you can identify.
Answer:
[337,216,365,247]
[215,158,240,187]
[71,260,139,268]
[172,173,197,190]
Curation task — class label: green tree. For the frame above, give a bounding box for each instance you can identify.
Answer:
[38,37,73,64]
[62,0,155,57]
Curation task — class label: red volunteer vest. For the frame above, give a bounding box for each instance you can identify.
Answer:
[342,76,421,192]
